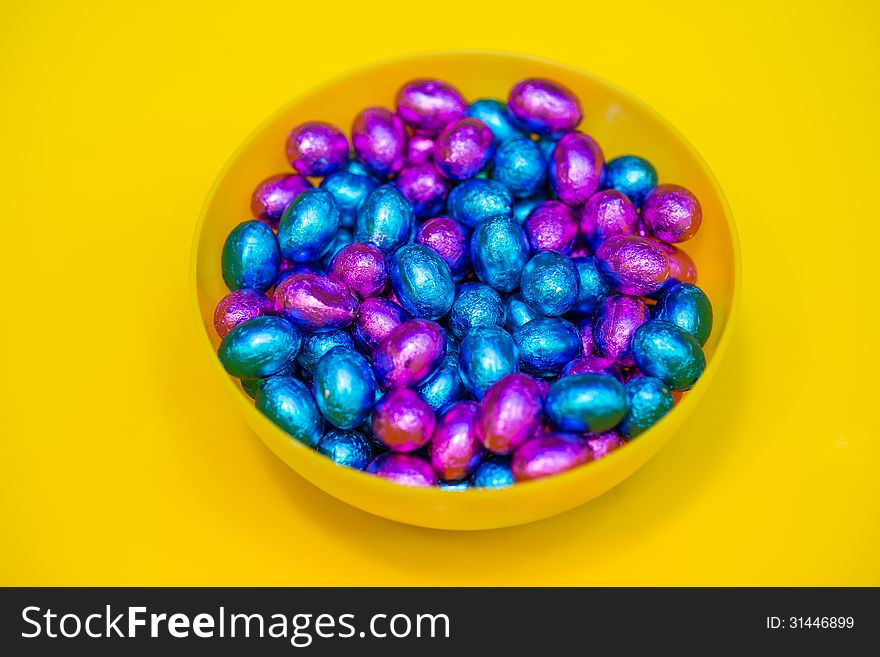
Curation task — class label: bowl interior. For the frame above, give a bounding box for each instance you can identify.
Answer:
[192,51,739,530]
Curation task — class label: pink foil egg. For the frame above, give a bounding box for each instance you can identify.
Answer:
[593,293,650,366]
[250,173,312,229]
[429,401,485,481]
[586,431,624,459]
[396,79,467,136]
[394,162,449,219]
[351,297,409,353]
[561,355,623,381]
[285,121,349,177]
[507,78,582,135]
[273,273,359,332]
[372,319,447,389]
[351,107,407,177]
[595,235,670,296]
[641,183,702,243]
[434,117,495,181]
[371,388,436,452]
[213,289,274,338]
[523,200,579,254]
[327,242,388,298]
[580,189,639,251]
[659,242,698,284]
[366,452,438,487]
[576,317,597,356]
[475,373,544,455]
[512,433,591,482]
[549,132,605,207]
[406,135,435,164]
[415,216,471,280]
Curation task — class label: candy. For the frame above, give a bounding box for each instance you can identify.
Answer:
[355,184,413,253]
[593,293,650,366]
[631,320,706,391]
[416,350,462,412]
[512,191,549,224]
[221,220,280,292]
[218,316,301,380]
[371,388,436,452]
[466,99,523,144]
[213,289,274,339]
[277,188,341,263]
[322,229,353,268]
[296,329,354,375]
[327,242,388,299]
[439,480,469,491]
[351,107,407,177]
[561,355,622,381]
[471,215,529,292]
[586,431,624,459]
[429,401,484,481]
[476,373,543,454]
[576,317,597,356]
[317,429,373,469]
[507,78,582,135]
[255,376,323,447]
[366,453,438,487]
[434,117,495,181]
[512,433,591,482]
[313,346,376,430]
[448,283,506,340]
[601,155,658,207]
[570,256,610,316]
[522,200,578,255]
[319,171,377,229]
[406,135,435,164]
[653,282,713,346]
[659,243,698,286]
[415,216,471,280]
[274,273,359,332]
[641,184,702,243]
[544,373,628,433]
[396,79,467,136]
[458,325,519,399]
[351,297,409,353]
[285,121,349,177]
[504,294,540,332]
[447,179,513,228]
[251,173,312,228]
[491,137,547,198]
[579,189,639,251]
[373,318,446,389]
[471,458,514,489]
[595,235,670,296]
[618,375,674,438]
[394,162,448,218]
[549,132,604,207]
[512,317,581,376]
[389,244,455,320]
[520,251,579,317]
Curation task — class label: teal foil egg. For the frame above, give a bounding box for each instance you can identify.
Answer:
[319,171,377,229]
[277,188,340,263]
[295,329,354,375]
[312,346,376,429]
[491,138,547,198]
[458,326,519,399]
[389,244,455,320]
[631,320,706,391]
[218,316,301,380]
[570,256,610,316]
[447,179,513,228]
[448,283,506,339]
[255,376,324,447]
[618,375,674,439]
[505,294,540,331]
[545,373,628,433]
[653,282,713,346]
[355,184,414,253]
[416,350,462,412]
[317,429,373,469]
[221,220,280,292]
[465,99,523,144]
[520,251,579,317]
[471,215,529,293]
[512,317,581,376]
[471,458,514,489]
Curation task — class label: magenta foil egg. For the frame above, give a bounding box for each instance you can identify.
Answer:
[434,118,495,181]
[351,107,407,178]
[274,273,359,332]
[641,184,702,243]
[213,289,274,338]
[659,243,698,284]
[576,317,597,356]
[371,388,436,452]
[429,401,485,481]
[366,452,439,487]
[394,162,448,219]
[415,216,471,280]
[523,200,579,254]
[250,173,312,229]
[372,319,447,389]
[549,132,604,207]
[407,135,435,164]
[327,242,388,298]
[507,78,582,135]
[396,79,467,136]
[561,355,623,381]
[580,189,639,250]
[593,293,649,366]
[285,121,350,177]
[351,297,409,353]
[475,373,544,455]
[595,235,670,296]
[511,433,591,482]
[586,431,624,459]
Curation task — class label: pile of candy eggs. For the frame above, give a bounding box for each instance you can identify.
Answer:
[214,76,713,490]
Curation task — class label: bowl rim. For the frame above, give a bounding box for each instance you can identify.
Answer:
[189,49,743,510]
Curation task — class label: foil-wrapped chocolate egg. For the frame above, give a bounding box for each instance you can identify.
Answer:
[313,346,376,430]
[439,479,469,491]
[351,297,409,353]
[373,318,447,389]
[221,220,280,292]
[434,117,495,181]
[471,215,529,293]
[218,315,301,380]
[448,283,506,339]
[274,273,359,332]
[491,138,547,198]
[394,162,448,218]
[576,317,597,356]
[523,200,578,254]
[319,171,377,229]
[580,189,639,251]
[618,375,674,438]
[406,135,435,164]
[277,188,340,263]
[342,157,378,179]
[570,256,610,316]
[447,179,513,228]
[601,155,658,207]
[371,388,436,452]
[355,184,414,253]
[458,325,519,399]
[595,235,670,296]
[520,251,579,317]
[507,78,582,135]
[586,430,624,459]
[641,184,702,243]
[396,78,467,136]
[593,293,650,366]
[653,282,713,346]
[240,361,297,399]
[255,376,323,446]
[213,289,274,338]
[561,355,622,381]
[327,242,388,299]
[351,107,407,177]
[512,433,591,482]
[416,350,462,412]
[366,452,438,487]
[505,294,540,331]
[659,243,698,286]
[512,317,581,376]
[549,132,604,207]
[513,191,549,224]
[285,121,349,177]
[631,320,706,391]
[545,373,628,433]
[317,429,373,470]
[471,458,514,489]
[476,373,543,454]
[466,99,523,144]
[296,328,354,375]
[321,229,352,269]
[390,244,455,320]
[429,401,484,481]
[415,216,471,280]
[251,173,312,229]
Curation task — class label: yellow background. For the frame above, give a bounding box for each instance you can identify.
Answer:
[1,0,878,585]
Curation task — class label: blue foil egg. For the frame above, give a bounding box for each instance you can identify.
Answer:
[505,294,540,331]
[416,350,462,412]
[601,155,658,207]
[218,316,301,380]
[545,373,628,433]
[277,188,340,263]
[465,99,523,144]
[631,320,706,391]
[355,184,414,253]
[295,329,354,375]
[240,361,297,399]
[389,244,455,320]
[520,251,579,317]
[537,136,559,160]
[472,458,514,489]
[312,346,376,429]
[653,282,713,346]
[439,479,470,491]
[458,326,519,399]
[319,171,378,229]
[570,256,611,316]
[447,179,513,228]
[491,138,547,198]
[342,157,378,179]
[512,317,581,376]
[255,376,323,446]
[618,375,674,438]
[221,220,280,292]
[448,283,506,339]
[471,215,530,293]
[317,429,373,469]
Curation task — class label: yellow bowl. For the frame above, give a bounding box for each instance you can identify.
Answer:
[191,51,741,530]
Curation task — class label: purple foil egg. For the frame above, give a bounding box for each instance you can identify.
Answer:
[576,317,597,356]
[580,189,639,251]
[549,132,604,207]
[659,242,698,284]
[327,242,388,299]
[507,79,582,136]
[415,216,471,280]
[407,135,435,164]
[593,293,650,366]
[595,235,670,296]
[396,79,467,136]
[586,431,624,459]
[512,433,591,482]
[641,184,702,243]
[475,373,544,455]
[285,121,349,177]
[213,289,274,338]
[274,273,359,332]
[351,297,409,353]
[561,355,623,381]
[250,173,312,229]
[394,163,449,218]
[373,319,447,389]
[433,118,495,181]
[523,200,579,254]
[351,107,407,178]
[371,388,436,452]
[366,452,439,487]
[429,401,485,481]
